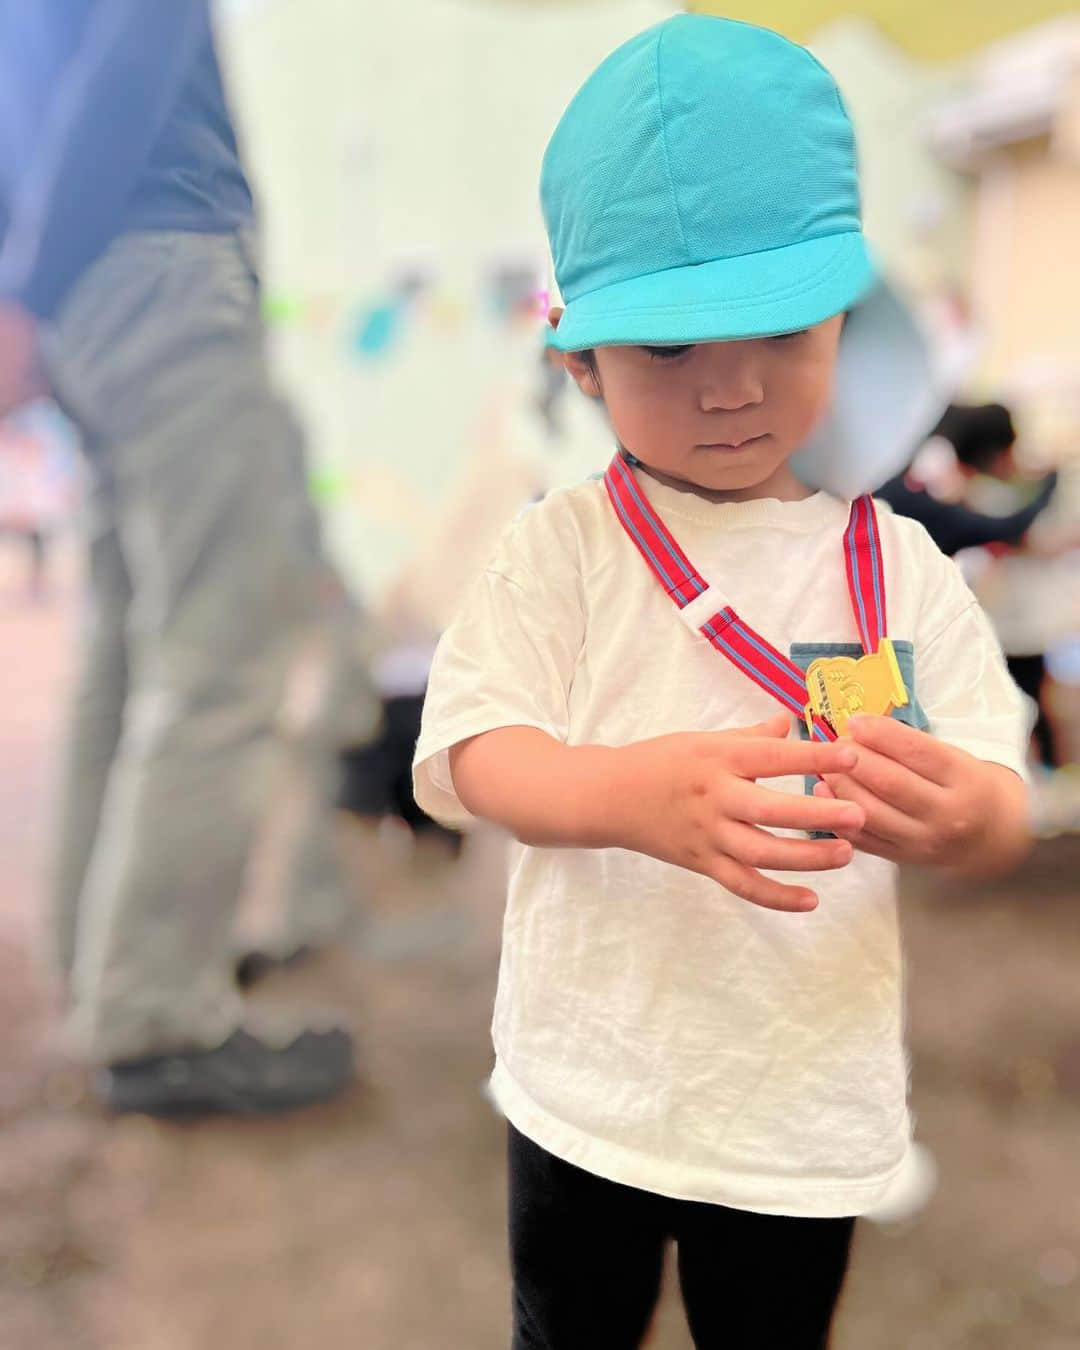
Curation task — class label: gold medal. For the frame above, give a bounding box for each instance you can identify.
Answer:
[803,637,909,738]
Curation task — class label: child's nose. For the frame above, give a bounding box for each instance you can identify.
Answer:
[697,349,765,413]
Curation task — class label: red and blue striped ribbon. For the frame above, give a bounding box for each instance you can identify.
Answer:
[843,493,887,657]
[603,453,888,743]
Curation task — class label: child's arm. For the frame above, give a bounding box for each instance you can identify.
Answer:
[813,714,1032,876]
[450,713,867,913]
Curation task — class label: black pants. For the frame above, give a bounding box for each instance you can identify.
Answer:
[509,1124,855,1350]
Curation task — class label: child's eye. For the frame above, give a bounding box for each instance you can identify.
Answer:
[642,344,694,361]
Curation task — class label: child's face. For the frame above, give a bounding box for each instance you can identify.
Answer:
[556,315,844,498]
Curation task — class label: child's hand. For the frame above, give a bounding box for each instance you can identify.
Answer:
[615,713,866,913]
[812,714,1032,874]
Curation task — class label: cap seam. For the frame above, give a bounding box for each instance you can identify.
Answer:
[654,24,692,269]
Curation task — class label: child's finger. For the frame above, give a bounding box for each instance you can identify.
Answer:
[818,772,925,848]
[814,782,918,861]
[725,735,857,782]
[707,856,819,913]
[724,713,791,741]
[848,715,954,786]
[842,740,947,819]
[734,780,865,834]
[721,820,853,873]
[842,829,906,865]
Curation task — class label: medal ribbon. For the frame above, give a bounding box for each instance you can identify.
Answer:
[603,453,888,743]
[843,493,887,657]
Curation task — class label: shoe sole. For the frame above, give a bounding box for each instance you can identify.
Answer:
[99,1072,354,1118]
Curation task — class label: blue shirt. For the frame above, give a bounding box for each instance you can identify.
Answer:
[0,0,254,320]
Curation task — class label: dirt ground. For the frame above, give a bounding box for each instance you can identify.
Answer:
[2,551,1079,1350]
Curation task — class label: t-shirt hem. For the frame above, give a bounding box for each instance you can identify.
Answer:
[490,1058,908,1220]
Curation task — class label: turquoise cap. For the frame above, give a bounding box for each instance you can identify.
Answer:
[541,14,876,351]
[540,14,947,496]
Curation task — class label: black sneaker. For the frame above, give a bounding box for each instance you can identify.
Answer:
[96,1027,354,1117]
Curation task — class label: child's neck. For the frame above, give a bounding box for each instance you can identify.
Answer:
[635,459,814,505]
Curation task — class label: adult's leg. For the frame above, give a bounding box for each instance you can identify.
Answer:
[45,231,324,1064]
[275,596,381,956]
[673,1199,855,1349]
[268,736,353,960]
[47,469,130,983]
[508,1123,667,1350]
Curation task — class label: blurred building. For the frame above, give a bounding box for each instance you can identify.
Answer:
[928,16,1080,453]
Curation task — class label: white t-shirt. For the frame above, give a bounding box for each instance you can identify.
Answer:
[413,463,1029,1218]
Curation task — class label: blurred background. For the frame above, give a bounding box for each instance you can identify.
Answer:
[1,1,1079,1347]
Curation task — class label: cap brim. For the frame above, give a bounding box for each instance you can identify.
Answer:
[547,231,876,351]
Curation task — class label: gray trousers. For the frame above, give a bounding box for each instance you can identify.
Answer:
[43,231,377,1064]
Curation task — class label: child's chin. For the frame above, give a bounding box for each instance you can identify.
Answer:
[694,451,781,485]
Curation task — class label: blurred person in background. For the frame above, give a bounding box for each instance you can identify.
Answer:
[337,635,465,866]
[0,409,78,603]
[0,0,379,1116]
[876,403,1058,558]
[877,402,1075,767]
[335,411,552,872]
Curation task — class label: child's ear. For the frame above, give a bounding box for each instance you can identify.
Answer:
[562,350,602,399]
[548,307,601,398]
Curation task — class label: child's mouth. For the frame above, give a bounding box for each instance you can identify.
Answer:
[698,434,768,452]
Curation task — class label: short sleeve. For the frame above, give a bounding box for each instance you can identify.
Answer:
[913,536,1031,782]
[412,499,585,829]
